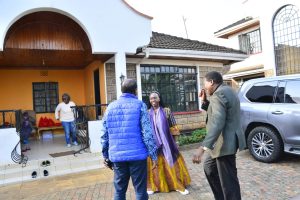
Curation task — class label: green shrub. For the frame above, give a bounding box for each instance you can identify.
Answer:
[178,128,206,146]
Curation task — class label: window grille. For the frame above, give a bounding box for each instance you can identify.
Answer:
[32,82,59,113]
[273,5,300,75]
[238,29,262,54]
[141,65,198,112]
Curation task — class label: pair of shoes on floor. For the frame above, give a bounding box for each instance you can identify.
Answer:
[176,189,189,195]
[31,170,47,178]
[147,191,154,195]
[41,160,51,167]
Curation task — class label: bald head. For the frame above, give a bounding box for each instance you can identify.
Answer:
[121,79,137,95]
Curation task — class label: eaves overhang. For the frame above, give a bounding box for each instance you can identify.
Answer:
[143,48,248,63]
[215,18,260,39]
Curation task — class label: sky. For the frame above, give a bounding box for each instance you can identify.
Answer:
[126,0,257,48]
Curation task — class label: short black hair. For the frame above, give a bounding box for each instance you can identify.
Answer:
[205,71,223,84]
[147,91,166,109]
[62,93,71,100]
[121,79,137,94]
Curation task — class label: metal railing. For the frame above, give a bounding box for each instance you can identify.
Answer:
[71,104,107,155]
[0,110,28,166]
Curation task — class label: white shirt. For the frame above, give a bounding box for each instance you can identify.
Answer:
[55,101,76,122]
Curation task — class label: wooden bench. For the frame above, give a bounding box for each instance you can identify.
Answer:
[37,126,64,140]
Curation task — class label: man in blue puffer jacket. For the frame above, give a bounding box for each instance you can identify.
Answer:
[101,79,158,200]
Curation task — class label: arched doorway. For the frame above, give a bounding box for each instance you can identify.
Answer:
[0,11,112,161]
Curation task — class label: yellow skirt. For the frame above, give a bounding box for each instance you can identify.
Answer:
[147,153,191,192]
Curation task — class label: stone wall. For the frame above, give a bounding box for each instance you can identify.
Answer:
[174,112,206,132]
[105,63,137,103]
[105,63,117,104]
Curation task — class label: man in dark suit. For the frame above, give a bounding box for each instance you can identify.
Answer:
[192,71,246,200]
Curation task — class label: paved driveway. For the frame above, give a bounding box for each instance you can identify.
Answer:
[1,145,300,200]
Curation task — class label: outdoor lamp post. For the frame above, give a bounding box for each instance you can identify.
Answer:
[120,74,125,85]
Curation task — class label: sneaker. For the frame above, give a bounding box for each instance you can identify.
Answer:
[147,191,154,195]
[67,144,71,148]
[176,189,189,195]
[73,141,78,146]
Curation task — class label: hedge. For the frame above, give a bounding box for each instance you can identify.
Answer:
[178,128,206,146]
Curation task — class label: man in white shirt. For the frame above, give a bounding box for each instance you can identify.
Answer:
[55,93,78,147]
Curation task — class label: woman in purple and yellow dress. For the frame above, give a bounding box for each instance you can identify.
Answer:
[147,91,191,195]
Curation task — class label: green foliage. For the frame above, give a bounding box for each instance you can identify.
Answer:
[178,128,206,146]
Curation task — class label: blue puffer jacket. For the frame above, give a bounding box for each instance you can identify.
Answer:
[106,93,148,162]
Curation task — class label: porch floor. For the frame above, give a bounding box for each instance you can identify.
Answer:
[0,133,103,186]
[23,134,81,160]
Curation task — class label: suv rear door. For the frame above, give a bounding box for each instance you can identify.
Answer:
[268,79,300,145]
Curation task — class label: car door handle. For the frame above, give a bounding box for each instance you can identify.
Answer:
[271,111,283,115]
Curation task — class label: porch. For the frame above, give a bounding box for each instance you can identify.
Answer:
[0,105,106,186]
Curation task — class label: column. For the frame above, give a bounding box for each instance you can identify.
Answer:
[114,52,127,98]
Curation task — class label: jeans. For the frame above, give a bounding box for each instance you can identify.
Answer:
[61,121,77,145]
[113,159,148,200]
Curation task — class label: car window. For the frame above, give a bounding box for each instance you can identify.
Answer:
[285,80,300,104]
[246,81,278,103]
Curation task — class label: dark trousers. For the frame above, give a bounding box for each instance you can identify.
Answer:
[203,154,241,200]
[113,159,148,200]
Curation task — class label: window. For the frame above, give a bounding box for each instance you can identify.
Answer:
[141,65,198,112]
[273,5,300,75]
[33,82,59,113]
[285,80,300,103]
[238,29,262,54]
[246,81,277,103]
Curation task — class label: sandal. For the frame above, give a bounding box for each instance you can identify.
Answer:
[31,171,37,178]
[45,160,51,166]
[43,170,49,176]
[41,161,47,167]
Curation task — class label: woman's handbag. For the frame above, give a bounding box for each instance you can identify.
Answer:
[169,124,180,136]
[164,107,181,136]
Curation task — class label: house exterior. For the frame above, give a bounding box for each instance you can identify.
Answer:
[214,0,300,89]
[0,0,247,135]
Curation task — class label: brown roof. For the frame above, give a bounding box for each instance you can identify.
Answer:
[148,32,245,55]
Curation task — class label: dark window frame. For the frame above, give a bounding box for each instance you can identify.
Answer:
[140,64,198,112]
[32,82,59,113]
[238,29,262,54]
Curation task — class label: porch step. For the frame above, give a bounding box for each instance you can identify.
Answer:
[0,152,105,186]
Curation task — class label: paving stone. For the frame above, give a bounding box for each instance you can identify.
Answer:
[1,146,300,200]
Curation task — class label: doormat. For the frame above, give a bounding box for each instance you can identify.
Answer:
[49,150,75,158]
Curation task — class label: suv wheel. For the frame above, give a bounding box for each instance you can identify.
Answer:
[247,126,283,163]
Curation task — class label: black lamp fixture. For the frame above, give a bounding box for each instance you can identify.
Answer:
[120,73,125,85]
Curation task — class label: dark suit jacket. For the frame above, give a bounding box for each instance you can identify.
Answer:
[202,84,246,158]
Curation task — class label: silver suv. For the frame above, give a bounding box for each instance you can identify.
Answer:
[238,74,300,163]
